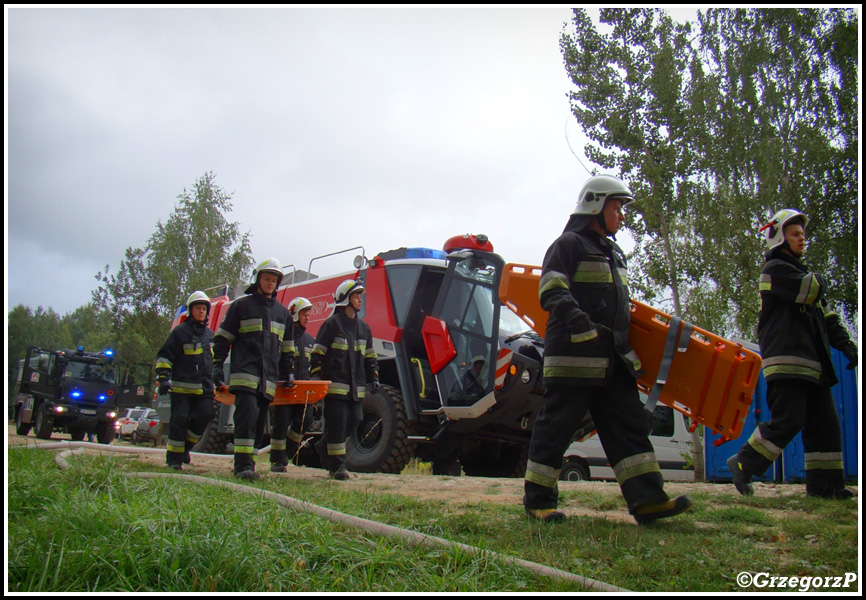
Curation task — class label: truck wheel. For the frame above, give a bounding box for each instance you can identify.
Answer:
[34,403,54,440]
[15,407,32,436]
[561,460,590,482]
[346,385,414,474]
[191,399,233,454]
[96,421,113,445]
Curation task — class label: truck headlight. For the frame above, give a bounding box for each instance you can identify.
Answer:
[54,406,67,413]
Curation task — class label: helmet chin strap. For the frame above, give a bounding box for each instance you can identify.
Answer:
[597,213,617,240]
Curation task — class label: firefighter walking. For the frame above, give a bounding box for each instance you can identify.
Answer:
[728,209,857,499]
[523,174,692,524]
[271,297,317,471]
[155,291,216,470]
[213,258,295,481]
[311,280,380,480]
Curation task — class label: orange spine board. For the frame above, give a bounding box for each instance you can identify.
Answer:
[215,380,331,406]
[500,263,761,438]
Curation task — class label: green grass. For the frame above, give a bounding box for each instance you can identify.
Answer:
[7,447,860,593]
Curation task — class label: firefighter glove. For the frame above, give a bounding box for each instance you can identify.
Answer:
[565,310,593,336]
[843,342,858,370]
[213,365,225,388]
[370,374,381,394]
[158,379,172,395]
[282,373,296,388]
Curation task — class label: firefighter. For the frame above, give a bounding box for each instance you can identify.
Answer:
[728,209,857,499]
[310,280,380,480]
[213,258,295,481]
[155,291,216,470]
[523,174,693,524]
[270,297,317,472]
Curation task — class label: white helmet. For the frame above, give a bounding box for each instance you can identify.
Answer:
[572,174,635,216]
[762,209,809,251]
[288,297,313,322]
[185,291,211,321]
[186,290,210,311]
[247,257,284,294]
[334,280,365,307]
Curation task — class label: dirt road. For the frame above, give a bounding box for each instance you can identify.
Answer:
[9,425,841,522]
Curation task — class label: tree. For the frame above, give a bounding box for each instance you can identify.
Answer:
[561,8,709,478]
[64,303,114,353]
[698,8,858,336]
[94,171,254,369]
[7,305,71,405]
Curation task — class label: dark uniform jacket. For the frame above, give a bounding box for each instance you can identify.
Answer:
[758,250,852,386]
[213,292,294,400]
[155,317,215,396]
[293,325,315,380]
[538,224,642,386]
[310,309,379,401]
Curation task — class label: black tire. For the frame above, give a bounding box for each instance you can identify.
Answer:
[69,428,86,442]
[96,421,113,445]
[191,399,233,454]
[15,407,32,436]
[345,385,414,474]
[34,403,54,440]
[561,460,590,482]
[460,442,528,478]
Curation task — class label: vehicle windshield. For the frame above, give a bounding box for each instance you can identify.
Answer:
[65,360,117,384]
[499,305,539,339]
[436,253,503,405]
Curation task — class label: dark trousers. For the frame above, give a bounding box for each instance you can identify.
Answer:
[271,404,314,466]
[323,395,363,473]
[233,390,271,473]
[525,358,668,513]
[166,393,214,465]
[736,379,844,495]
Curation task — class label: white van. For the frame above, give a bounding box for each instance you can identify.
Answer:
[561,400,695,482]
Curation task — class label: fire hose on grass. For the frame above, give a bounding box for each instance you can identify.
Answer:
[14,441,628,593]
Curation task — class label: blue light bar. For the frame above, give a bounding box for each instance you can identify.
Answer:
[71,391,82,398]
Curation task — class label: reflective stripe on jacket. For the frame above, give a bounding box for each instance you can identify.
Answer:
[758,251,851,386]
[310,309,378,401]
[155,318,215,395]
[213,292,294,400]
[539,228,642,386]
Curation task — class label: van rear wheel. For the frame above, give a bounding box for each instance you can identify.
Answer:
[561,460,589,482]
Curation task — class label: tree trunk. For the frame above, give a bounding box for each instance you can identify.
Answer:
[659,212,705,481]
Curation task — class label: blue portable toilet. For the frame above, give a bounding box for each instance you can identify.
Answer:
[705,368,777,482]
[782,347,859,482]
[705,345,858,483]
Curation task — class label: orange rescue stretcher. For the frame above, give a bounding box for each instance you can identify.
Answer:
[214,380,330,406]
[500,263,762,442]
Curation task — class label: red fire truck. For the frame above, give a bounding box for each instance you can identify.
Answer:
[157,234,545,477]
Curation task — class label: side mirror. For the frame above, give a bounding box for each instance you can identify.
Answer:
[353,255,368,269]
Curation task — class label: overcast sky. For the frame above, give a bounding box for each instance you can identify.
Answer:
[6,6,699,318]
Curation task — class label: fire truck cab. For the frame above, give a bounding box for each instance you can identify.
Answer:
[161,234,545,476]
